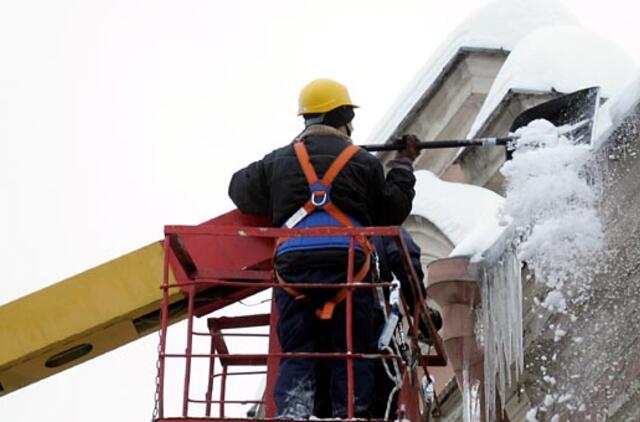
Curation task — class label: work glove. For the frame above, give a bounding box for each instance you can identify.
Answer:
[394,134,421,162]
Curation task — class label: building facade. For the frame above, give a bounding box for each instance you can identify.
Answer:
[374,1,640,420]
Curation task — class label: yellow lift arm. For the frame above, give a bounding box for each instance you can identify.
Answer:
[0,242,185,396]
[0,210,271,397]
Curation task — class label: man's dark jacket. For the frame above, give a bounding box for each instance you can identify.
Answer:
[228,124,416,272]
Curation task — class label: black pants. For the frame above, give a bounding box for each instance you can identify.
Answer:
[273,268,374,419]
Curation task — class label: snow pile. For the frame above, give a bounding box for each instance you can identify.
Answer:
[411,170,507,259]
[501,118,604,303]
[367,0,576,145]
[469,25,639,138]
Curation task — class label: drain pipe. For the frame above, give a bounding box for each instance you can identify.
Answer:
[427,257,508,422]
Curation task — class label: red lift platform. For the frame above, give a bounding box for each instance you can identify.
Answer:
[153,210,448,422]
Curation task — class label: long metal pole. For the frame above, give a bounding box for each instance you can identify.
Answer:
[360,137,512,152]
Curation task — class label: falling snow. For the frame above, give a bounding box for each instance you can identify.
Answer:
[502,119,604,294]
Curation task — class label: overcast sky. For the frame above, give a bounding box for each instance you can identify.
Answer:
[1,1,639,420]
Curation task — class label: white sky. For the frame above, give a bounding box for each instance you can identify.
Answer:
[1,1,639,420]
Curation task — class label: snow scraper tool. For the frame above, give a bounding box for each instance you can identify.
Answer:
[361,86,600,158]
[510,86,600,145]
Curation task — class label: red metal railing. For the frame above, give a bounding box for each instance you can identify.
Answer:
[154,223,447,422]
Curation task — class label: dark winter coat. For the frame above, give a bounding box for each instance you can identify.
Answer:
[228,124,416,273]
[229,124,415,226]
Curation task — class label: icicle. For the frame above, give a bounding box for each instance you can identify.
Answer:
[470,231,523,422]
[462,342,482,422]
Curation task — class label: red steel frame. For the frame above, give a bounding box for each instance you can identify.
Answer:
[155,222,447,422]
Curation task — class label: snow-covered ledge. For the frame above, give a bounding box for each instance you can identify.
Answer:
[410,170,507,258]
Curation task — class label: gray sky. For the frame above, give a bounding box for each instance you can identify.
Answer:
[1,0,639,420]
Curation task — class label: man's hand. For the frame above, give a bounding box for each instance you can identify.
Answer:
[394,134,421,161]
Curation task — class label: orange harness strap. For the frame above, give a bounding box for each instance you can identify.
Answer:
[276,141,373,320]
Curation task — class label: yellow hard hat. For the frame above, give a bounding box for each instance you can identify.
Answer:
[298,79,358,115]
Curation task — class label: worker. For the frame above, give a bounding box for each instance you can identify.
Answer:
[228,78,418,419]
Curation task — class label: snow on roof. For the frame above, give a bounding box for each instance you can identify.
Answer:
[468,24,639,138]
[366,0,576,145]
[411,170,507,258]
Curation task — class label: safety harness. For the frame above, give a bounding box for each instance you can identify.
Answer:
[275,140,373,320]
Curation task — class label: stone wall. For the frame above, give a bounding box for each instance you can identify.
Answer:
[517,106,640,421]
